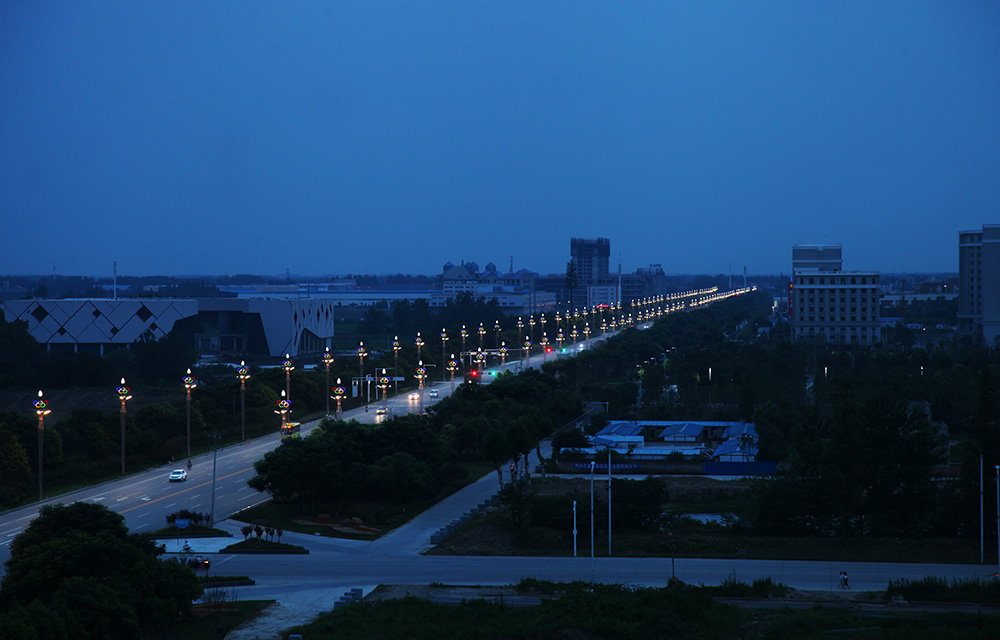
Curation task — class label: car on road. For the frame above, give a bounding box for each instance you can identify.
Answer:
[186,556,210,571]
[168,469,187,482]
[409,392,419,400]
[376,407,389,415]
[429,388,439,398]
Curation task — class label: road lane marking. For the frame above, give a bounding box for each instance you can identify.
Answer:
[120,467,255,514]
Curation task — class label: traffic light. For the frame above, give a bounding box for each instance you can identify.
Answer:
[466,369,480,385]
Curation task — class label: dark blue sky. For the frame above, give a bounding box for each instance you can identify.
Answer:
[2,2,998,278]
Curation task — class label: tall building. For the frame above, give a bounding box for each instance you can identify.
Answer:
[789,244,881,345]
[959,224,1000,345]
[570,238,610,281]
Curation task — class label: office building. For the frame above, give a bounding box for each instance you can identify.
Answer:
[789,244,881,345]
[959,224,1000,345]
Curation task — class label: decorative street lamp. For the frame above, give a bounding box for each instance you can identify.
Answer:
[357,341,368,406]
[557,331,564,351]
[392,336,401,393]
[460,325,468,370]
[34,390,50,499]
[274,390,290,427]
[378,369,391,412]
[499,341,508,366]
[321,348,334,416]
[601,319,607,335]
[415,332,425,362]
[415,361,427,414]
[529,315,536,343]
[523,339,531,363]
[540,333,549,361]
[183,369,197,459]
[446,355,459,387]
[516,317,523,348]
[555,311,562,332]
[494,320,501,350]
[332,378,346,419]
[117,378,131,475]
[478,322,486,350]
[440,329,449,382]
[237,361,250,441]
[282,354,294,403]
[584,323,591,341]
[475,348,485,372]
[570,325,579,344]
[540,313,547,338]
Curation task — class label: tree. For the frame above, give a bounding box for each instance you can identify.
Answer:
[0,425,31,507]
[481,427,510,489]
[565,261,578,307]
[0,502,203,637]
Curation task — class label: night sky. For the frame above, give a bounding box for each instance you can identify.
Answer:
[2,2,998,278]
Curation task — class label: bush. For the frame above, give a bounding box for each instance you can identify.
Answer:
[886,576,1000,603]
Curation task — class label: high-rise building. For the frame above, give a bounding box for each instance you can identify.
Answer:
[958,225,1000,345]
[789,244,881,345]
[569,238,611,308]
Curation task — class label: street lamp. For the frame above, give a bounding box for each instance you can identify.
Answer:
[357,342,368,406]
[440,329,449,382]
[460,325,468,370]
[282,354,294,402]
[321,348,334,416]
[117,378,131,475]
[494,320,501,350]
[499,341,508,366]
[332,379,346,419]
[237,361,250,441]
[557,331,564,351]
[540,333,549,361]
[274,390,290,428]
[378,369,391,412]
[415,361,427,414]
[478,322,486,350]
[540,313,547,339]
[516,317,523,349]
[584,323,591,342]
[475,348,485,372]
[570,325,579,344]
[183,369,197,459]
[392,336,401,393]
[529,315,536,343]
[34,390,50,500]
[523,339,531,364]
[415,332,424,362]
[446,355,459,388]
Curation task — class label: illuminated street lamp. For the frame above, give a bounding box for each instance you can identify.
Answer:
[516,317,524,348]
[555,311,562,331]
[183,369,197,459]
[378,369,391,411]
[274,390,290,427]
[282,354,294,403]
[440,329,449,382]
[392,336,401,393]
[34,390,50,499]
[499,341,508,366]
[357,341,368,406]
[478,322,486,350]
[540,333,549,361]
[321,348,334,416]
[117,378,131,475]
[540,313,547,338]
[570,325,579,344]
[446,355,459,388]
[494,320,501,350]
[523,339,531,363]
[529,315,536,343]
[237,361,250,441]
[460,325,468,370]
[584,323,591,341]
[475,348,485,372]
[415,332,425,362]
[415,361,427,414]
[601,319,607,335]
[332,379,346,419]
[557,331,564,351]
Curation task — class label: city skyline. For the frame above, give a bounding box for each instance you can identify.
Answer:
[3,3,998,278]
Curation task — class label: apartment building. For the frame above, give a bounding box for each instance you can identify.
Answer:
[959,224,1000,345]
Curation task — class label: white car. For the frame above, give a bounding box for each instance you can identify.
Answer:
[409,392,420,400]
[168,469,187,482]
[429,388,439,398]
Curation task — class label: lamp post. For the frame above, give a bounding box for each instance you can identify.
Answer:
[478,322,486,350]
[117,378,131,475]
[475,348,485,373]
[332,379,346,419]
[275,390,290,428]
[557,331,564,351]
[556,311,562,332]
[446,355,458,388]
[529,315,536,344]
[494,320,501,351]
[282,354,294,402]
[392,336,401,393]
[357,342,367,406]
[584,323,591,342]
[415,332,424,362]
[570,325,579,344]
[540,333,549,362]
[523,339,531,364]
[34,390,50,500]
[183,369,197,460]
[378,369,391,412]
[237,362,250,442]
[540,314,547,343]
[440,329,449,382]
[460,325,468,370]
[321,348,334,416]
[415,362,427,414]
[516,317,523,350]
[499,341,508,366]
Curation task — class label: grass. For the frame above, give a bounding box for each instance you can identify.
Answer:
[220,538,308,554]
[147,524,231,538]
[287,581,1000,640]
[175,599,273,640]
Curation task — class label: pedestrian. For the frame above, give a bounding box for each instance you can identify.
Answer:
[843,571,850,589]
[838,571,846,589]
